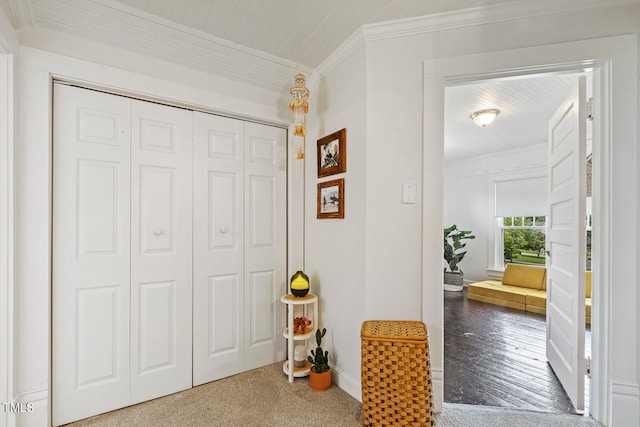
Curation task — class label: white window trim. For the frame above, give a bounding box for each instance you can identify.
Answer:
[495,216,548,270]
[486,170,547,273]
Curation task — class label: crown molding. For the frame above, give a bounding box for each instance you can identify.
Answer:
[314,27,366,79]
[17,0,639,92]
[444,142,548,180]
[27,0,312,93]
[316,0,639,78]
[362,0,640,41]
[0,5,19,52]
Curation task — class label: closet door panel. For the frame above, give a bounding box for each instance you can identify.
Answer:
[130,100,193,403]
[243,122,287,370]
[138,280,177,372]
[139,165,175,253]
[193,113,245,385]
[52,84,131,426]
[248,270,277,346]
[77,160,120,254]
[207,274,240,353]
[208,171,239,250]
[250,175,276,247]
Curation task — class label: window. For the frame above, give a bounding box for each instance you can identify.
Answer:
[492,175,548,271]
[497,216,547,268]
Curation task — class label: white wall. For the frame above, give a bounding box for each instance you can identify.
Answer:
[307,25,428,402]
[443,144,548,282]
[304,44,368,399]
[7,2,640,426]
[0,9,18,427]
[15,35,297,426]
[316,1,640,423]
[364,44,423,322]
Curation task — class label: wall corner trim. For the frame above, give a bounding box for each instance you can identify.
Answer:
[314,27,366,79]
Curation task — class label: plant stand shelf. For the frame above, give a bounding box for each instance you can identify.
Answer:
[282,360,312,378]
[280,293,318,383]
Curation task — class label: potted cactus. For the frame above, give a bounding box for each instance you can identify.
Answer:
[307,328,331,391]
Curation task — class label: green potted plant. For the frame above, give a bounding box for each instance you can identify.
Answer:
[307,328,331,391]
[444,225,475,291]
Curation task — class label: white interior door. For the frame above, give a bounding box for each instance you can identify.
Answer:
[546,76,587,411]
[242,122,287,370]
[193,113,245,384]
[193,115,286,385]
[54,85,194,424]
[130,100,193,403]
[54,84,286,421]
[52,84,132,425]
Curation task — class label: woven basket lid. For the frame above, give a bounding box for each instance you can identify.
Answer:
[361,320,427,342]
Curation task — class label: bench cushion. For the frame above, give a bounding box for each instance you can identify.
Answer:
[468,280,548,314]
[467,268,591,323]
[467,292,526,311]
[467,280,528,305]
[525,290,547,315]
[502,263,547,290]
[525,290,546,308]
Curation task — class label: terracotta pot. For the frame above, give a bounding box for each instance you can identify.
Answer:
[309,368,331,391]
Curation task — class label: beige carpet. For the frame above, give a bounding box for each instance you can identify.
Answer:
[65,362,361,427]
[65,362,603,427]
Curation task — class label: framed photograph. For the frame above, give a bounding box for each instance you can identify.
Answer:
[317,128,346,177]
[317,178,344,219]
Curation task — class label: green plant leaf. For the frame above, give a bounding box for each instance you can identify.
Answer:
[444,225,475,272]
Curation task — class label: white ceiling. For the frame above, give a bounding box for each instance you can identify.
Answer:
[0,0,603,161]
[445,73,584,163]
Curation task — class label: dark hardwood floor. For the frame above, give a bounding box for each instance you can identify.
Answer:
[444,288,591,414]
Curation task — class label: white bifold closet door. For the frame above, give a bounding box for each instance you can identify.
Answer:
[192,112,287,385]
[52,84,193,426]
[129,99,193,403]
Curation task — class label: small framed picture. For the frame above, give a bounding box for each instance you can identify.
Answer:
[317,128,346,178]
[317,178,344,219]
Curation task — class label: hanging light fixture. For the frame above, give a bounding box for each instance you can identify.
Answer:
[470,108,500,127]
[288,73,310,159]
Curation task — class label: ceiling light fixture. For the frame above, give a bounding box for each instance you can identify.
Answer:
[470,109,500,127]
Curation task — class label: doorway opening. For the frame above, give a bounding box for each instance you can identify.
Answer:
[442,71,593,415]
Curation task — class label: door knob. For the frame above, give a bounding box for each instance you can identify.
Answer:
[220,227,229,234]
[154,228,164,236]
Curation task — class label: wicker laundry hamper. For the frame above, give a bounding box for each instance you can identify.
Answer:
[360,320,434,426]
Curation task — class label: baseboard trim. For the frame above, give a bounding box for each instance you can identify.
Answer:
[11,388,47,427]
[333,368,361,402]
[611,381,640,425]
[431,368,443,413]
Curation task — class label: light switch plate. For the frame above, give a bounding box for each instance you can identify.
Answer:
[402,181,417,204]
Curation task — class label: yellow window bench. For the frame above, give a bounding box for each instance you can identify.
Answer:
[467,263,592,324]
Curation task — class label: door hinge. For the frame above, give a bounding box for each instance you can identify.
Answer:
[586,356,592,378]
[587,98,594,121]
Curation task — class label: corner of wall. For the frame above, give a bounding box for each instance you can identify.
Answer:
[332,368,362,402]
[0,8,20,54]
